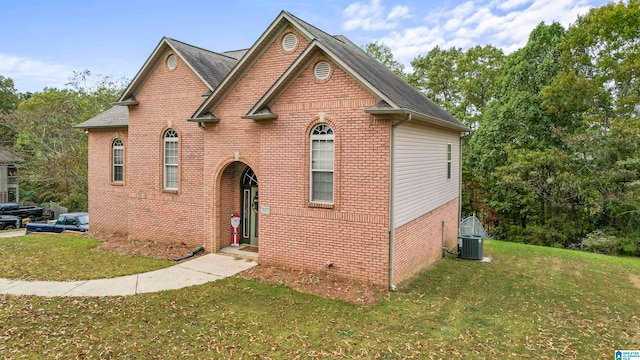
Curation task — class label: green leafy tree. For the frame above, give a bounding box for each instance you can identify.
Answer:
[457,45,505,127]
[541,0,640,236]
[0,75,20,113]
[0,70,125,211]
[409,46,462,114]
[363,41,407,79]
[467,22,574,241]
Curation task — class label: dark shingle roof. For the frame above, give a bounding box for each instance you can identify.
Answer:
[284,12,466,130]
[0,148,19,164]
[222,49,249,60]
[74,106,128,129]
[165,38,239,89]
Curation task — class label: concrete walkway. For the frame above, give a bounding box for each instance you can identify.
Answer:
[0,254,257,297]
[0,229,26,238]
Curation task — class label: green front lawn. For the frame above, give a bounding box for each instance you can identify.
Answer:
[0,234,171,281]
[1,240,639,358]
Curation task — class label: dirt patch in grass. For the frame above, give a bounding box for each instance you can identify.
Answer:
[631,274,640,290]
[240,264,387,305]
[87,232,200,261]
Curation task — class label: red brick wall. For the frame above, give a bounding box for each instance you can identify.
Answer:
[87,129,129,234]
[218,162,243,248]
[87,47,210,246]
[255,56,391,285]
[197,28,392,284]
[392,197,459,284]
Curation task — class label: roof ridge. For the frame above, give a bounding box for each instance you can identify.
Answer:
[222,47,250,54]
[283,11,336,41]
[165,37,238,61]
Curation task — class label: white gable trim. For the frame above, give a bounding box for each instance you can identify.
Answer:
[243,40,399,118]
[118,38,214,102]
[192,11,321,119]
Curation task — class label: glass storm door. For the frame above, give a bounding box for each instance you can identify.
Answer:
[241,168,258,246]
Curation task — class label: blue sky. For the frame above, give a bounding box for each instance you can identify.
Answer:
[1,0,609,93]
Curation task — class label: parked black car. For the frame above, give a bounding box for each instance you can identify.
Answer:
[0,203,46,221]
[0,215,22,230]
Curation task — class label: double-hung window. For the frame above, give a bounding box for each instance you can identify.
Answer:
[164,129,178,190]
[447,143,452,179]
[112,138,124,183]
[310,124,334,203]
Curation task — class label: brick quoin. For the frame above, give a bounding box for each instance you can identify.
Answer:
[84,21,463,287]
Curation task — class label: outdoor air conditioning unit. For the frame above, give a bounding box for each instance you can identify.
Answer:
[458,234,484,260]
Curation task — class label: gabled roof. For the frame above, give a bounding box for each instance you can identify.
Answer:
[117,37,240,103]
[74,106,128,129]
[283,12,469,131]
[0,148,20,164]
[197,11,468,131]
[222,49,249,60]
[191,11,318,121]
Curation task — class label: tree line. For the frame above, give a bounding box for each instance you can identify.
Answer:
[367,0,639,255]
[0,70,126,211]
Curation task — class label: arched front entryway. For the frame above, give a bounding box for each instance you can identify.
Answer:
[216,161,259,255]
[240,167,258,246]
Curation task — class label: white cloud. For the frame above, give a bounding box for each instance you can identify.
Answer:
[499,0,532,11]
[387,5,411,20]
[0,53,73,92]
[342,0,411,31]
[367,0,597,67]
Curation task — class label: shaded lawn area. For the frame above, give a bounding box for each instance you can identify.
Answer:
[0,234,172,281]
[1,240,639,358]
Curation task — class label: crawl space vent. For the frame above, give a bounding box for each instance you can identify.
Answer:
[314,61,331,80]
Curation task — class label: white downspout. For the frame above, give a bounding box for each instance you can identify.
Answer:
[459,134,463,233]
[389,114,411,291]
[458,132,468,234]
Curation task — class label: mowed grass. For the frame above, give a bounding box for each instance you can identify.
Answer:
[1,240,639,358]
[0,233,172,281]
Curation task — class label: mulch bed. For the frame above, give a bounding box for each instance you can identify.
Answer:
[240,264,387,305]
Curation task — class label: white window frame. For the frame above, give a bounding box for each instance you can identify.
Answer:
[447,143,452,180]
[164,129,179,190]
[112,138,124,183]
[310,124,334,203]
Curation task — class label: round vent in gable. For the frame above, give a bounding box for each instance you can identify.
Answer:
[282,33,298,52]
[166,54,178,70]
[314,61,331,80]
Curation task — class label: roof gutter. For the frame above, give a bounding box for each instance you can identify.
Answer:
[388,113,412,291]
[366,108,470,132]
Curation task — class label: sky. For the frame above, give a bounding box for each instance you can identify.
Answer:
[0,0,610,93]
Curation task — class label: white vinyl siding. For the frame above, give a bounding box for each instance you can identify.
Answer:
[393,122,459,228]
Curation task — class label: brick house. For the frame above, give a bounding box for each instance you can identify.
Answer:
[76,11,469,288]
[0,149,19,203]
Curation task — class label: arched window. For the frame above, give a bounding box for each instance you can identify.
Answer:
[112,138,124,183]
[310,124,334,203]
[164,129,178,190]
